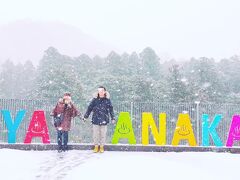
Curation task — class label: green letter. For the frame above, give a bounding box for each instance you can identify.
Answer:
[112,112,136,144]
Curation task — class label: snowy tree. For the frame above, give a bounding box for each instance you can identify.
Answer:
[0,59,36,99]
[184,57,225,103]
[35,47,83,102]
[218,56,240,103]
[140,47,161,80]
[0,60,16,98]
[105,51,127,76]
[168,64,191,103]
[125,52,141,76]
[74,54,96,101]
[2,45,239,105]
[22,61,36,99]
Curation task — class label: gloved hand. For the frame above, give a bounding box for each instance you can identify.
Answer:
[111,119,116,124]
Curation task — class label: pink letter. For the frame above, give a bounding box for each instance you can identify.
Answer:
[226,115,240,147]
[24,110,50,144]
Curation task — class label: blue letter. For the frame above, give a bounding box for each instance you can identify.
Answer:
[1,110,26,143]
[202,114,223,147]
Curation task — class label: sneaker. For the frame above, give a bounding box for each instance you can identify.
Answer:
[93,145,99,153]
[99,145,104,153]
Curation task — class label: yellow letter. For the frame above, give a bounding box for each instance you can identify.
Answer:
[142,112,166,145]
[171,113,197,146]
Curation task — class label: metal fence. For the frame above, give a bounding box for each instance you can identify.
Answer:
[0,99,239,146]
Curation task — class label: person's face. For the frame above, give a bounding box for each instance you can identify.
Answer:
[63,95,71,104]
[98,88,106,98]
[58,98,63,103]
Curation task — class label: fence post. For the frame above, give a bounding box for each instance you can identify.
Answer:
[195,101,200,145]
[130,102,133,120]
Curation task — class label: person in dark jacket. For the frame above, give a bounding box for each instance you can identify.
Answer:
[52,92,80,152]
[83,86,115,153]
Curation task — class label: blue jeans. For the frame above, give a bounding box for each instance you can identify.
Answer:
[57,130,69,151]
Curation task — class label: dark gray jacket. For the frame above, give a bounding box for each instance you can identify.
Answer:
[84,91,115,125]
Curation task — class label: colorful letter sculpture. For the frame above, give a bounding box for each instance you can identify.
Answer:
[2,106,240,147]
[202,114,223,147]
[24,110,50,144]
[172,113,197,146]
[112,112,136,144]
[142,112,166,145]
[1,110,26,143]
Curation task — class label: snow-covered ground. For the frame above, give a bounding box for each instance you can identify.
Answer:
[0,149,239,180]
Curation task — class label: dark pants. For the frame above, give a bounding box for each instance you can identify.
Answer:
[57,130,69,151]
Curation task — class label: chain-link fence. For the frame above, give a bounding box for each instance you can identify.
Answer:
[0,99,239,146]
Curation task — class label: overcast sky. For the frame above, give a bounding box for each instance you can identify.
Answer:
[0,0,240,60]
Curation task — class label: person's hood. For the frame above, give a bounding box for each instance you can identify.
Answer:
[93,91,110,99]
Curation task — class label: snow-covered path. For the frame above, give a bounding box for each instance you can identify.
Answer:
[36,151,95,179]
[0,149,240,180]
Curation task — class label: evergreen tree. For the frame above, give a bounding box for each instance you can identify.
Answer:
[140,47,161,80]
[125,52,141,76]
[184,57,225,103]
[218,56,240,103]
[105,51,126,76]
[22,60,36,99]
[2,45,238,104]
[14,63,24,98]
[168,64,191,103]
[0,60,16,98]
[35,47,83,102]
